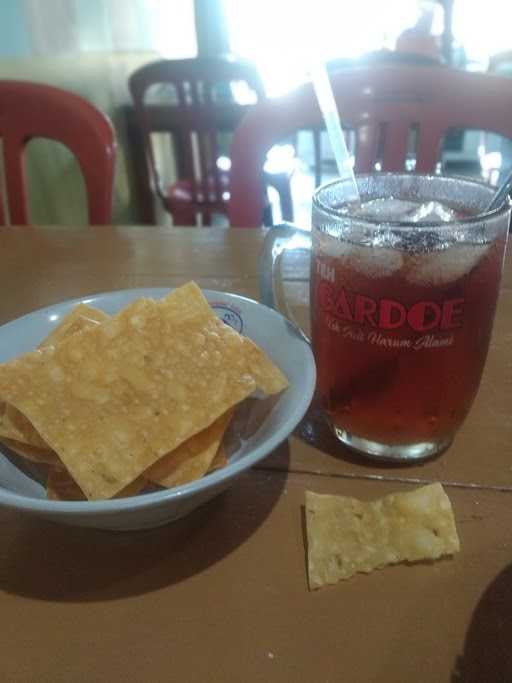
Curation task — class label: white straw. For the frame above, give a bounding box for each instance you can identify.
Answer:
[310,62,360,203]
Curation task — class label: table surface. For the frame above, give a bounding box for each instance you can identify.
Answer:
[1,225,511,683]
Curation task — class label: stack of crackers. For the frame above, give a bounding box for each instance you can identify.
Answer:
[0,282,288,501]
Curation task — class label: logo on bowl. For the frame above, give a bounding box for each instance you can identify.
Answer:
[211,302,244,333]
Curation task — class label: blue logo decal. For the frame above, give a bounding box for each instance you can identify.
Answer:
[211,303,244,333]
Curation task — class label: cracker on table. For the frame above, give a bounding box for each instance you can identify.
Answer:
[306,483,460,589]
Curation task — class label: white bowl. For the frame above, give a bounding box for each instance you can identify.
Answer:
[0,289,316,530]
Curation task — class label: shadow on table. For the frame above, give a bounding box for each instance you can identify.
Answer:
[0,442,289,603]
[452,563,512,682]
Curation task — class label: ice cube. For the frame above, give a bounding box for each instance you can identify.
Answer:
[314,231,352,260]
[407,201,458,224]
[355,198,422,221]
[314,231,403,277]
[404,244,489,286]
[356,198,458,224]
[349,244,404,278]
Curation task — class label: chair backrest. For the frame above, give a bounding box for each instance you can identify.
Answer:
[229,66,512,227]
[0,80,116,226]
[128,57,264,207]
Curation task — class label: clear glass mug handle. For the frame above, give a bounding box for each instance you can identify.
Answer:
[258,222,312,344]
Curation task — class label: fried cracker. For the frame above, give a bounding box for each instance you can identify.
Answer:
[306,483,460,588]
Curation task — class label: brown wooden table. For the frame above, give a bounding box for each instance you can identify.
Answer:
[1,225,511,682]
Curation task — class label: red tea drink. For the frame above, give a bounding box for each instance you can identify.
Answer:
[310,195,507,459]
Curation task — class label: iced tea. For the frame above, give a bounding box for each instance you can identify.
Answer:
[310,189,508,459]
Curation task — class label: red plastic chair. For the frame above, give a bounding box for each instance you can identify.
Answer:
[0,80,116,226]
[229,65,512,227]
[129,57,274,226]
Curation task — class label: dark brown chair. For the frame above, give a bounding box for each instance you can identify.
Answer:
[129,57,282,226]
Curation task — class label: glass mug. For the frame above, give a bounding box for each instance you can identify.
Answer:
[261,174,510,462]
